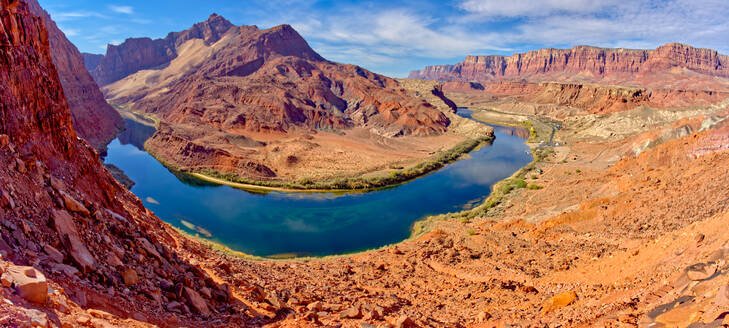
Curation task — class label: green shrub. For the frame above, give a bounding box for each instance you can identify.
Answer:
[500,183,514,194]
[467,229,476,236]
[512,179,527,189]
[527,184,543,190]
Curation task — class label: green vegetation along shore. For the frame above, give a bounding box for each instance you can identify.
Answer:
[175,136,494,192]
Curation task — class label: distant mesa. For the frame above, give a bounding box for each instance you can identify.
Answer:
[409,43,729,90]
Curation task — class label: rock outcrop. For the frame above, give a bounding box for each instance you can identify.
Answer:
[98,15,456,181]
[87,14,234,85]
[82,52,102,73]
[0,1,245,325]
[409,43,729,87]
[25,0,123,150]
[442,80,729,118]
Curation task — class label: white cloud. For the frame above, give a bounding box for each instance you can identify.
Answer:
[108,5,134,15]
[289,9,504,61]
[50,11,107,22]
[460,0,618,18]
[504,0,729,54]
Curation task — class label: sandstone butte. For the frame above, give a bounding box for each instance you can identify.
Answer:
[85,14,492,186]
[2,0,729,327]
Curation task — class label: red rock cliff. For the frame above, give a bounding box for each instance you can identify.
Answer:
[25,0,123,150]
[0,1,243,324]
[105,18,450,138]
[410,44,729,83]
[88,13,234,86]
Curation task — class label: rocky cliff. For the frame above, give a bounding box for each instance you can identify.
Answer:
[0,1,246,325]
[100,15,456,181]
[410,43,729,86]
[87,14,234,86]
[81,52,102,73]
[444,81,729,116]
[25,0,123,150]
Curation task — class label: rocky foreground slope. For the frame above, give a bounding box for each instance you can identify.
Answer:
[24,0,123,150]
[4,0,729,327]
[88,15,486,184]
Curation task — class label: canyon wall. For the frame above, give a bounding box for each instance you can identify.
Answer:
[87,14,234,86]
[25,0,123,150]
[410,43,729,83]
[444,81,729,117]
[0,1,241,324]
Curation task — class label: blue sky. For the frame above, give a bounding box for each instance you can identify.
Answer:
[39,0,729,77]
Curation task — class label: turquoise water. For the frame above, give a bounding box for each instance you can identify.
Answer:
[104,111,531,257]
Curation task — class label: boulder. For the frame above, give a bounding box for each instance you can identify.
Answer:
[136,238,162,260]
[166,301,182,312]
[0,189,14,209]
[183,287,211,315]
[687,263,716,281]
[122,268,139,286]
[59,191,90,216]
[306,301,323,312]
[655,303,703,327]
[52,209,96,271]
[23,308,49,328]
[339,305,362,319]
[541,291,577,314]
[1,265,48,304]
[395,315,418,328]
[43,244,64,263]
[51,263,79,277]
[107,253,123,267]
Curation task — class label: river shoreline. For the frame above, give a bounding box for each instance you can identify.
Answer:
[105,111,534,257]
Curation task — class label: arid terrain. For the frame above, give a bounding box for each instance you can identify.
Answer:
[84,15,491,187]
[2,0,729,327]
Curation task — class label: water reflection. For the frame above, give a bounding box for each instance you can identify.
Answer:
[104,113,532,256]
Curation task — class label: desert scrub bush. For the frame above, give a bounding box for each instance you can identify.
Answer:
[500,183,514,194]
[190,136,492,191]
[531,174,538,179]
[527,184,543,190]
[298,177,314,186]
[575,169,581,173]
[512,178,527,189]
[467,229,476,236]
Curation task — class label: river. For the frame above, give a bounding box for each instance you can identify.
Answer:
[104,110,531,257]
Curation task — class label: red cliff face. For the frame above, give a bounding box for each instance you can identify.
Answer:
[25,0,123,150]
[0,2,241,323]
[88,14,234,86]
[410,44,729,84]
[444,80,729,117]
[104,18,450,138]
